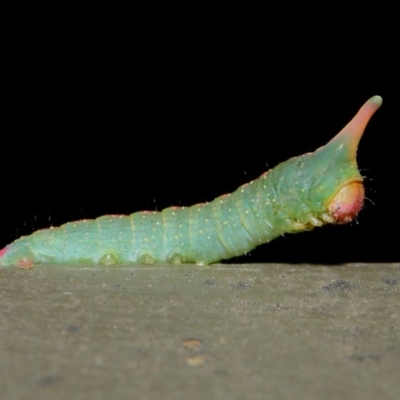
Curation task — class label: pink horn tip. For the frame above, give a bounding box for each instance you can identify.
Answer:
[335,95,383,158]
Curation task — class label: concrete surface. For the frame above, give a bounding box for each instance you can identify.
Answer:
[0,263,399,400]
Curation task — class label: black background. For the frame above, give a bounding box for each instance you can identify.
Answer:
[2,25,397,264]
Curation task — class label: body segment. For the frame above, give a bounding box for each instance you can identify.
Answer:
[0,96,382,267]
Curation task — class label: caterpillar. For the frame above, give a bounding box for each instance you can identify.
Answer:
[0,96,382,268]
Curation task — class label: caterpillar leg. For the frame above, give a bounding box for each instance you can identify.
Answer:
[15,258,35,269]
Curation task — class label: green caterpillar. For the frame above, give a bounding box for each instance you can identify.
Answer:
[0,96,382,268]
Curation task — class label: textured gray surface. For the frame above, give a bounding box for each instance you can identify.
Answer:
[0,263,399,400]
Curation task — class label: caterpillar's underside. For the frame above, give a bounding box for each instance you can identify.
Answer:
[0,96,382,268]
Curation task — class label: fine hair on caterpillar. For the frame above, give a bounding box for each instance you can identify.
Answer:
[0,96,382,268]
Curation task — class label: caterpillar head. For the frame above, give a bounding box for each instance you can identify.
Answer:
[310,96,382,224]
[328,181,365,224]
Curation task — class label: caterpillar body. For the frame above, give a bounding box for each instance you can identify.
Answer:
[0,96,382,268]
